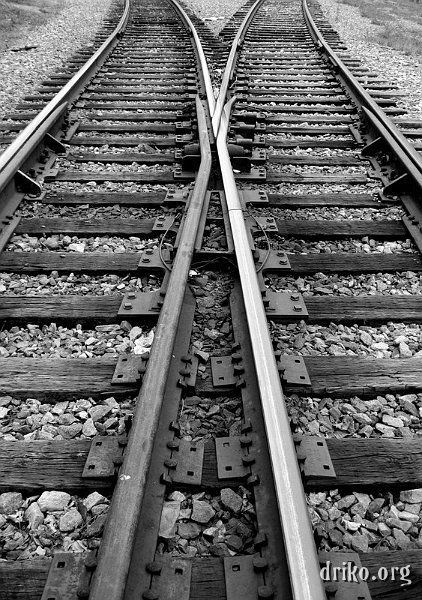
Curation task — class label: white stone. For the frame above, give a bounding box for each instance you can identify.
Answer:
[25,502,44,529]
[168,491,185,502]
[59,509,83,532]
[400,489,422,504]
[0,492,23,514]
[83,492,107,511]
[38,491,71,512]
[82,418,97,437]
[159,501,180,538]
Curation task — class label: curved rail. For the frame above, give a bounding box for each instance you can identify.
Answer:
[302,0,422,192]
[169,0,216,118]
[89,3,216,596]
[0,0,131,195]
[212,0,264,136]
[217,98,326,600]
[90,96,211,600]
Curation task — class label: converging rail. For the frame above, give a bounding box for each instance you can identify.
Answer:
[1,0,422,598]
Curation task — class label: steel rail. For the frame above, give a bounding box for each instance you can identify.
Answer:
[211,0,264,136]
[302,0,422,192]
[216,98,326,600]
[169,0,216,118]
[0,0,131,195]
[89,94,211,600]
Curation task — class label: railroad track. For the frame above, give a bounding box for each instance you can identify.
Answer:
[1,0,422,598]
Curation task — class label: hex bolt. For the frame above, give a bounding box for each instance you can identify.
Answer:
[128,293,136,299]
[242,455,255,466]
[84,555,97,571]
[258,585,274,599]
[253,557,268,572]
[254,532,268,549]
[146,562,162,575]
[123,303,133,310]
[76,586,90,599]
[240,436,252,447]
[164,458,177,469]
[293,305,302,312]
[142,590,159,600]
[290,294,299,301]
[167,439,180,450]
[142,257,151,263]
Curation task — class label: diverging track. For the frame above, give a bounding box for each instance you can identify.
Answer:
[1,0,422,599]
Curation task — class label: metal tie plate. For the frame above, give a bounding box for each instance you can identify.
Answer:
[319,552,371,600]
[82,436,123,478]
[263,291,308,319]
[254,216,278,232]
[137,247,171,270]
[112,353,149,384]
[41,553,92,600]
[294,436,336,482]
[215,437,251,479]
[118,290,164,318]
[148,557,192,600]
[167,439,204,486]
[152,215,175,233]
[224,556,271,600]
[277,355,311,386]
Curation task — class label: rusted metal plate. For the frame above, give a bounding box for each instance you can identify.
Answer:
[117,290,163,318]
[263,291,308,319]
[211,356,237,387]
[168,439,204,486]
[152,215,175,233]
[82,436,122,478]
[254,216,278,232]
[152,558,191,600]
[112,353,149,384]
[224,556,269,600]
[294,436,336,481]
[215,437,250,479]
[41,553,90,600]
[277,355,311,386]
[137,247,171,271]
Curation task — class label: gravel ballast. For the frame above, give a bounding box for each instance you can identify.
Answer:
[0,0,115,119]
[317,0,422,119]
